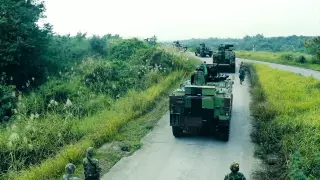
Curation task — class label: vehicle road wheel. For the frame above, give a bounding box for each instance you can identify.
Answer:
[221,126,230,141]
[232,64,236,73]
[172,126,183,137]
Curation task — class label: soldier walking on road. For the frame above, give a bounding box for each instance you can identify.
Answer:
[224,162,246,180]
[83,147,101,180]
[239,62,247,85]
[63,163,80,180]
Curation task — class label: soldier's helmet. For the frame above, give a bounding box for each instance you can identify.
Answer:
[65,163,76,174]
[86,147,95,158]
[230,162,240,172]
[196,65,204,71]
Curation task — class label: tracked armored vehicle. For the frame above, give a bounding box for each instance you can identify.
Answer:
[169,63,234,141]
[195,43,213,57]
[173,41,187,52]
[212,44,236,73]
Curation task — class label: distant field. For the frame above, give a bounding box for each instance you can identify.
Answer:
[248,64,320,180]
[236,51,320,71]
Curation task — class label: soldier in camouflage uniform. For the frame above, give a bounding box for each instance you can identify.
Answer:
[224,162,246,180]
[239,62,247,85]
[63,163,80,180]
[83,147,101,180]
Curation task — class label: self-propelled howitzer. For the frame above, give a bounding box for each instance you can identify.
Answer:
[169,63,234,141]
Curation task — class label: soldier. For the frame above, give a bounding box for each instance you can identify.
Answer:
[224,162,246,180]
[239,62,246,85]
[63,163,80,180]
[240,61,244,68]
[83,147,101,180]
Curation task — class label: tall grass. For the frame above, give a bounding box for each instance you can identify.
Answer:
[0,43,199,179]
[248,63,320,180]
[4,71,183,180]
[236,51,320,71]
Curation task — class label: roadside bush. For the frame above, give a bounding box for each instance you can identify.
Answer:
[89,35,108,57]
[311,56,320,64]
[108,38,148,60]
[280,53,294,61]
[0,84,17,122]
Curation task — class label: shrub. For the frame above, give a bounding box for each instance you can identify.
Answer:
[311,56,320,64]
[89,35,107,57]
[280,53,294,61]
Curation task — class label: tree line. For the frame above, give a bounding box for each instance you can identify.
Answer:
[164,34,319,55]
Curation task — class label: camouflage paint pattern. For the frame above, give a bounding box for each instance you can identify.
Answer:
[212,44,236,73]
[169,74,233,140]
[195,43,213,57]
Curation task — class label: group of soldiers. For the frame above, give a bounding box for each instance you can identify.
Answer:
[62,147,245,180]
[63,147,101,180]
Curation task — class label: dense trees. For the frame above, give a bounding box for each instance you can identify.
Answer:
[0,0,52,88]
[171,34,314,53]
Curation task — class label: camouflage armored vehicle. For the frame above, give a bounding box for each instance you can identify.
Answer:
[169,63,234,141]
[173,41,187,52]
[212,44,236,73]
[195,43,213,57]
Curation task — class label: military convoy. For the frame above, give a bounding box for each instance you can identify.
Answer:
[169,63,234,141]
[195,43,213,57]
[212,44,236,73]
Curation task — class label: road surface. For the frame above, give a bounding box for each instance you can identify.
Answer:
[102,52,320,180]
[102,54,260,180]
[238,58,320,79]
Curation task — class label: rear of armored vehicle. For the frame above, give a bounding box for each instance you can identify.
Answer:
[225,47,236,73]
[169,84,233,141]
[212,44,236,73]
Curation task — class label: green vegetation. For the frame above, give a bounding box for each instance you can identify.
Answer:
[1,45,198,180]
[248,64,320,180]
[165,34,313,52]
[0,1,200,179]
[236,51,320,70]
[70,86,173,179]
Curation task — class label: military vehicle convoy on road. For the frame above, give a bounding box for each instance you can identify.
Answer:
[169,63,234,141]
[195,43,213,57]
[212,44,236,73]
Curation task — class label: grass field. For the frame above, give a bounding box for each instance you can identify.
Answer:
[236,51,320,71]
[248,63,320,180]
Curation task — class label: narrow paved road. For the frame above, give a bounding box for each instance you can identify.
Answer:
[238,58,320,79]
[102,54,260,180]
